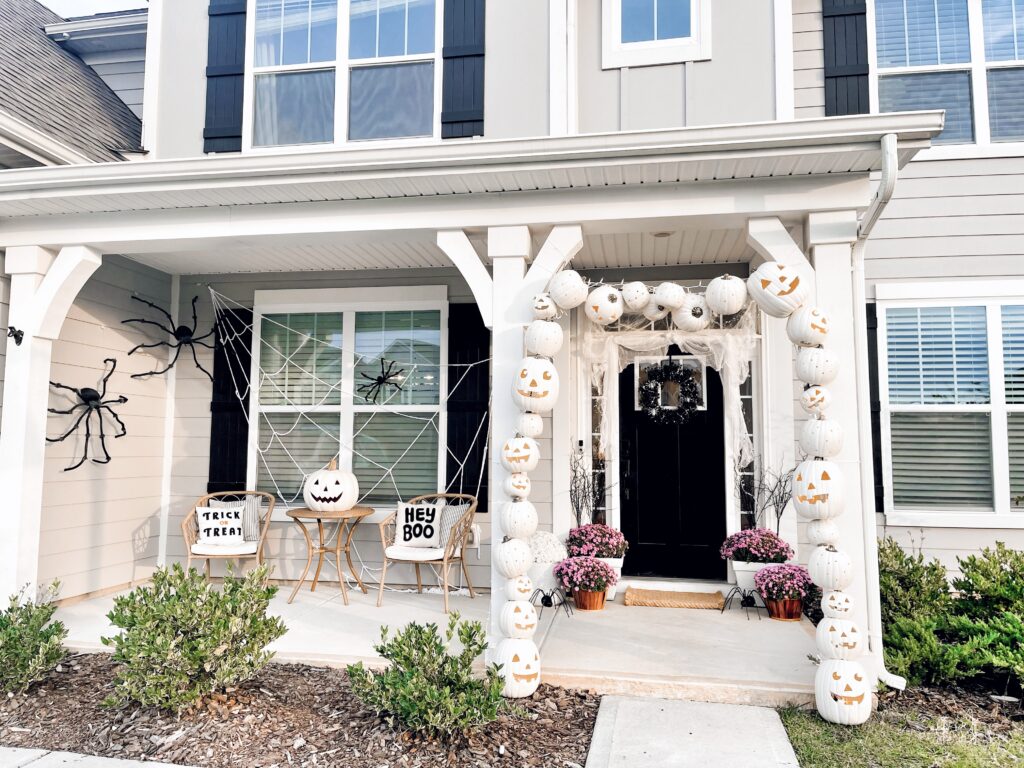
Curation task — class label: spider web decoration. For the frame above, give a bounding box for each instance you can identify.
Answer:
[47,357,129,472]
[208,288,492,509]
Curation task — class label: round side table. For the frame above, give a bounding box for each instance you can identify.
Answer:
[286,506,374,605]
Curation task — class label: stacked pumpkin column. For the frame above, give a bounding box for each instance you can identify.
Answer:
[747,262,872,726]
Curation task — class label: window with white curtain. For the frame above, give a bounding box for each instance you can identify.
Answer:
[250,0,440,147]
[873,0,1024,145]
[252,301,445,506]
[879,295,1024,521]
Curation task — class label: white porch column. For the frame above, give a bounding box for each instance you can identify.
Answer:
[805,212,871,641]
[0,245,102,596]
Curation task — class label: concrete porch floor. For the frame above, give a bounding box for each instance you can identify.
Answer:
[57,584,816,707]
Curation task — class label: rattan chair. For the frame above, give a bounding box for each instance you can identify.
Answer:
[182,491,275,579]
[377,493,477,613]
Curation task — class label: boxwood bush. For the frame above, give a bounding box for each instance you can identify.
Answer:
[102,564,286,711]
[0,581,67,693]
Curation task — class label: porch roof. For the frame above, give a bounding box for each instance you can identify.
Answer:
[0,111,943,220]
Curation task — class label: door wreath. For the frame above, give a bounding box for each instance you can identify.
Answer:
[638,361,701,425]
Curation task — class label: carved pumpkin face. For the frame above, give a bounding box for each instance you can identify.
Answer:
[302,459,360,512]
[501,437,540,472]
[621,281,651,311]
[787,305,831,347]
[815,659,872,725]
[705,274,748,316]
[808,545,854,591]
[817,618,863,660]
[532,293,557,320]
[500,600,539,639]
[501,500,539,540]
[800,418,844,459]
[747,262,809,318]
[822,589,854,619]
[496,637,541,697]
[504,575,533,601]
[793,459,844,520]
[503,472,532,499]
[800,386,832,415]
[512,357,560,414]
[548,270,588,310]
[525,319,563,357]
[584,286,624,326]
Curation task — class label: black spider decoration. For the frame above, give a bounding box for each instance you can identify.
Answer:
[530,587,574,619]
[7,326,24,346]
[122,295,215,381]
[47,357,128,472]
[357,358,406,404]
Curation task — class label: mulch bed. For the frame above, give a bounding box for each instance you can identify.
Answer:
[0,654,600,768]
[878,680,1024,741]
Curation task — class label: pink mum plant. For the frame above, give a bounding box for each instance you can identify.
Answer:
[719,528,793,564]
[755,564,813,600]
[565,524,629,559]
[553,556,618,593]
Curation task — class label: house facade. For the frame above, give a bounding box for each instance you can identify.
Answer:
[0,0,1019,697]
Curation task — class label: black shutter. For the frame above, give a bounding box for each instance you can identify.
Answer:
[446,303,489,511]
[204,0,247,153]
[441,0,485,138]
[822,0,869,116]
[207,308,252,493]
[866,302,884,513]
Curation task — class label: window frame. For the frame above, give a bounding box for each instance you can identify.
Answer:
[242,0,445,153]
[601,0,712,69]
[248,286,449,516]
[876,280,1024,529]
[868,0,1024,156]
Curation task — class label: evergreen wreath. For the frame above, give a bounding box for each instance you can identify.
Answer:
[638,361,701,425]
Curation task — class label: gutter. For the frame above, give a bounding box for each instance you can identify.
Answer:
[852,133,906,691]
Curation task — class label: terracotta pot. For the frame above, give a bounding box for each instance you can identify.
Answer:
[765,597,804,621]
[573,588,607,611]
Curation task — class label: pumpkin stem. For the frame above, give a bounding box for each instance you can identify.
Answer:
[328,458,338,471]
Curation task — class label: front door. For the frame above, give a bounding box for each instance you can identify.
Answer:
[618,354,727,580]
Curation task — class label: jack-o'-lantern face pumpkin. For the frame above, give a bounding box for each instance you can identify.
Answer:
[800,386,832,415]
[500,437,540,473]
[302,459,360,512]
[503,472,532,499]
[496,638,542,698]
[510,650,539,683]
[584,286,624,326]
[793,459,844,520]
[823,590,854,618]
[532,293,557,320]
[815,659,872,725]
[512,357,560,414]
[816,618,863,660]
[828,665,865,705]
[505,575,533,600]
[747,262,809,318]
[787,305,831,347]
[500,600,539,638]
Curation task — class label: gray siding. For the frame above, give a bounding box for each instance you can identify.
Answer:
[484,0,549,139]
[878,523,1023,577]
[794,0,825,118]
[81,49,146,119]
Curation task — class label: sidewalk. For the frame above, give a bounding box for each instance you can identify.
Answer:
[585,696,799,768]
[0,747,194,767]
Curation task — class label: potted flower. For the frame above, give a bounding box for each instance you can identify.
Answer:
[553,556,618,611]
[565,523,629,600]
[719,528,794,592]
[754,564,813,621]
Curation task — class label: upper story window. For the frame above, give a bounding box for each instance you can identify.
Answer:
[874,0,1024,146]
[602,0,711,69]
[250,0,440,148]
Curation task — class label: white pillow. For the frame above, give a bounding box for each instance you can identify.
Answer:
[398,502,442,548]
[209,497,261,541]
[196,505,245,546]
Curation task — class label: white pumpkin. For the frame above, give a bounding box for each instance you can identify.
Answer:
[501,500,539,540]
[808,545,854,591]
[795,346,840,385]
[516,412,544,439]
[672,294,711,332]
[512,357,560,414]
[503,472,532,499]
[800,385,832,415]
[787,305,831,347]
[499,600,539,639]
[705,275,748,316]
[495,638,541,698]
[494,538,534,578]
[501,437,540,473]
[793,459,844,520]
[653,282,687,311]
[621,281,651,311]
[532,293,558,320]
[807,519,841,547]
[747,262,809,318]
[822,589,855,619]
[584,286,624,326]
[548,270,588,310]
[504,575,534,601]
[642,301,671,322]
[816,659,872,725]
[800,418,844,458]
[817,618,864,661]
[525,320,563,358]
[302,459,359,512]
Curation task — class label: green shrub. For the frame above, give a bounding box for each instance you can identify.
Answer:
[951,542,1024,620]
[883,615,989,686]
[102,564,286,711]
[878,536,950,629]
[0,581,67,693]
[346,612,508,736]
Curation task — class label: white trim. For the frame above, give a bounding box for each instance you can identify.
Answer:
[549,0,569,136]
[773,0,794,122]
[566,0,580,135]
[876,279,1024,301]
[0,110,93,166]
[886,512,1024,529]
[601,0,711,69]
[157,274,180,567]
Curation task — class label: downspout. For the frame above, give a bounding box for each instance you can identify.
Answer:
[853,132,906,690]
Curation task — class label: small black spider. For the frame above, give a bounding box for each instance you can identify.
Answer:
[530,587,574,619]
[357,358,406,404]
[122,295,215,381]
[7,326,24,346]
[47,358,128,472]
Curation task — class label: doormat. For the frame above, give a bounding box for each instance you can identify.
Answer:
[622,587,725,610]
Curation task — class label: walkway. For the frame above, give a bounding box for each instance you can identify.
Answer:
[0,747,193,767]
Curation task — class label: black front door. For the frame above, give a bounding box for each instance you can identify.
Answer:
[619,355,727,580]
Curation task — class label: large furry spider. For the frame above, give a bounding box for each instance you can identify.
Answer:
[48,358,128,472]
[122,295,215,381]
[357,358,406,404]
[530,587,574,619]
